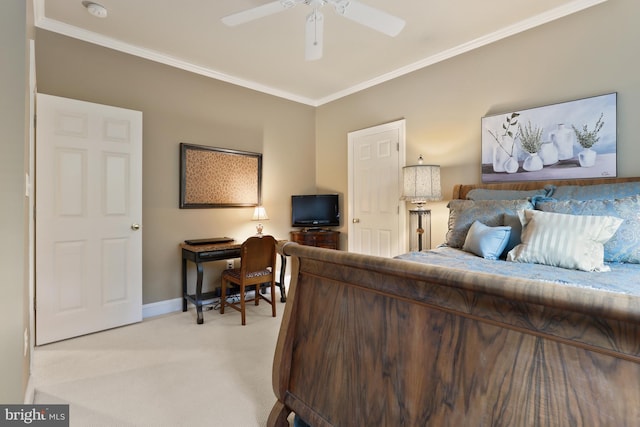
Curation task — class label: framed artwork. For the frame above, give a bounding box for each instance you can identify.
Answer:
[481,93,617,183]
[179,143,262,208]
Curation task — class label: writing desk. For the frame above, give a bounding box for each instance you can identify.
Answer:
[181,241,287,324]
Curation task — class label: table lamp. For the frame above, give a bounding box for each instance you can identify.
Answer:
[401,155,441,251]
[252,206,269,235]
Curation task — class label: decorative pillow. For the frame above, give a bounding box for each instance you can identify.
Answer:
[537,195,640,263]
[549,182,640,201]
[507,210,623,271]
[466,188,549,201]
[445,199,533,248]
[502,213,523,256]
[462,221,511,260]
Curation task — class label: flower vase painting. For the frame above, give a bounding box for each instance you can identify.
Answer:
[481,93,617,182]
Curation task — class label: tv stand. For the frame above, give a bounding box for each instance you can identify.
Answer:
[290,229,339,250]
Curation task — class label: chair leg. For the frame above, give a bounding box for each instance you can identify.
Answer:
[240,284,246,325]
[255,284,260,306]
[270,281,276,318]
[220,278,226,314]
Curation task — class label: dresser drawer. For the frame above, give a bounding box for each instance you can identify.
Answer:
[290,230,340,250]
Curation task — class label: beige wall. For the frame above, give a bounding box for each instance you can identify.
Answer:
[1,0,28,403]
[316,0,640,247]
[35,30,317,304]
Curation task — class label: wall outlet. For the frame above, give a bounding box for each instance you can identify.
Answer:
[226,260,234,270]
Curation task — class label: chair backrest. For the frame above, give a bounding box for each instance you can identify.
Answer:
[240,235,277,276]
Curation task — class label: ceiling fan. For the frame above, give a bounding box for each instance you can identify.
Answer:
[222,0,406,61]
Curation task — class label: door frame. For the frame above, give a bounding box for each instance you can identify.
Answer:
[347,119,406,254]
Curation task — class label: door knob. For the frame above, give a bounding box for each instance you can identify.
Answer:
[352,218,360,223]
[131,223,141,230]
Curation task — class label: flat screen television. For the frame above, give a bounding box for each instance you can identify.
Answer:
[291,194,340,228]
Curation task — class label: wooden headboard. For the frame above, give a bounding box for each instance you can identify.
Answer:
[452,176,640,199]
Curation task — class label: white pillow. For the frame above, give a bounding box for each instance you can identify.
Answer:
[507,210,623,271]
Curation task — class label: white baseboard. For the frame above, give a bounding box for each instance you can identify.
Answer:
[142,298,183,318]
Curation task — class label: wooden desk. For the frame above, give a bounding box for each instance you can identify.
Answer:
[181,241,287,324]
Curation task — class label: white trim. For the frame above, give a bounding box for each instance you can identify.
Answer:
[142,298,183,319]
[34,0,607,107]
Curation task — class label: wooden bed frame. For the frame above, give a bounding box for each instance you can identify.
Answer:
[268,177,640,427]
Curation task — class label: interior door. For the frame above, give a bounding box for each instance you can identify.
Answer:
[35,93,143,345]
[348,119,405,257]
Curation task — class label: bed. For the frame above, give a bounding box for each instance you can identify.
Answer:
[268,177,640,427]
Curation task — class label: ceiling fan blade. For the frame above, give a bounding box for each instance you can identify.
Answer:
[305,9,324,61]
[221,1,290,27]
[334,0,405,37]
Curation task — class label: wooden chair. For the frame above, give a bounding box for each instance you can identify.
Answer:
[220,235,277,325]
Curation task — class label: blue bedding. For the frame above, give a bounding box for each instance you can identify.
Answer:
[395,246,640,297]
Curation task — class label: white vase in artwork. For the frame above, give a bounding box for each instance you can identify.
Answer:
[503,156,519,173]
[492,139,518,173]
[549,124,574,160]
[578,148,597,167]
[523,152,543,171]
[539,141,558,165]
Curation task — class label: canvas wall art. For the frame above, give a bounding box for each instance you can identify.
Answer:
[481,93,617,182]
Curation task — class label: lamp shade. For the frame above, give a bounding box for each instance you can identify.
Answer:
[251,206,269,221]
[401,164,442,204]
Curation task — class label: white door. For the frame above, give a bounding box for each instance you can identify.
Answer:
[348,119,405,257]
[36,93,143,345]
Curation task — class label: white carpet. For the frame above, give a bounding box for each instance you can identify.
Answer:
[32,295,288,427]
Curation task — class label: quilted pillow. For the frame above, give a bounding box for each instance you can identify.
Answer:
[445,199,533,248]
[507,210,623,271]
[537,195,640,263]
[549,182,640,201]
[502,213,523,256]
[466,188,549,201]
[462,221,511,260]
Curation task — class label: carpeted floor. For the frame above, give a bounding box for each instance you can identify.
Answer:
[31,293,288,427]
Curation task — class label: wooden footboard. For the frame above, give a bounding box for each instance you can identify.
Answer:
[269,242,640,427]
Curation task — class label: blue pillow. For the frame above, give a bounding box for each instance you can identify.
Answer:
[462,220,512,260]
[537,195,640,263]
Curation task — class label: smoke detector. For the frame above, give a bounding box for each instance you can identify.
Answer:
[82,1,108,18]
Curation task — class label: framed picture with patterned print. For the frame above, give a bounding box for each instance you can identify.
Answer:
[179,143,262,208]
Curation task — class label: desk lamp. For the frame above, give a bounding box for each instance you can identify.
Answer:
[252,206,269,235]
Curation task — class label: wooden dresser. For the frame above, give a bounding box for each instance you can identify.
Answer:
[290,230,340,250]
